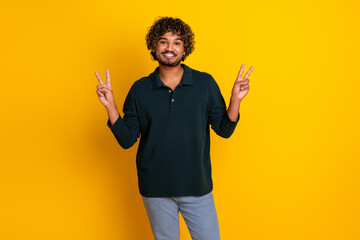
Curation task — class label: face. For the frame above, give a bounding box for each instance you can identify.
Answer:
[152,31,186,67]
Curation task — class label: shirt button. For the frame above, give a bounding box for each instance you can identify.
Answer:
[168,89,172,93]
[171,99,175,102]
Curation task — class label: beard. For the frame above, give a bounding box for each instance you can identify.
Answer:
[154,51,183,67]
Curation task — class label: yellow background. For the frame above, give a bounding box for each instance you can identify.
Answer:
[1,0,359,239]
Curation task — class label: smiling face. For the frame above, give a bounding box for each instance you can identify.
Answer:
[152,31,186,67]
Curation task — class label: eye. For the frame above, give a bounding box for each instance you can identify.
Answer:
[160,40,166,44]
[175,42,181,45]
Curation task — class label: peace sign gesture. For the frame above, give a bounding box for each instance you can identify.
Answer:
[231,64,254,102]
[95,69,117,109]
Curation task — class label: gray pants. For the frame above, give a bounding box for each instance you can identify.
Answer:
[142,191,221,240]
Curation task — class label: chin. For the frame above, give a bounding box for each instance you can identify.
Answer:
[158,60,182,67]
[155,55,182,67]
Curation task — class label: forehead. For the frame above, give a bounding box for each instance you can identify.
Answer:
[159,31,182,41]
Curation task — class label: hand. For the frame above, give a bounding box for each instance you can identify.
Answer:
[95,69,117,109]
[231,64,254,102]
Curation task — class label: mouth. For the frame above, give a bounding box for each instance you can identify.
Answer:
[162,52,176,59]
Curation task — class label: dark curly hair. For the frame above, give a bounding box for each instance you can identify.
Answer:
[145,17,195,61]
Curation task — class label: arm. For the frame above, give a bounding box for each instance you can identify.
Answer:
[208,76,239,138]
[95,69,140,149]
[105,84,141,149]
[107,104,120,126]
[227,97,241,122]
[208,64,253,138]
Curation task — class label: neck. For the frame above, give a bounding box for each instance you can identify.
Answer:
[158,63,184,82]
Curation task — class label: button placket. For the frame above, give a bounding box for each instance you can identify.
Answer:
[169,88,176,108]
[167,88,175,104]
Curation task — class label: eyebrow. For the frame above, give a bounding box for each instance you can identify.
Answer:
[159,37,182,41]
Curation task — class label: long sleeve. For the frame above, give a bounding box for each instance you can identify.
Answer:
[106,83,141,149]
[208,75,239,138]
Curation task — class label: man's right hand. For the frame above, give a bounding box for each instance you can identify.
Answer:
[95,69,117,110]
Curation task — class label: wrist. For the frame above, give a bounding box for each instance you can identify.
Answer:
[230,96,242,105]
[106,103,118,113]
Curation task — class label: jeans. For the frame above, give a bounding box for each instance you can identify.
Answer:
[142,191,221,240]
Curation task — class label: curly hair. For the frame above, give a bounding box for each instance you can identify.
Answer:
[145,17,195,62]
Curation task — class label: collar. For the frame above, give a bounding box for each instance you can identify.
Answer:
[151,63,193,90]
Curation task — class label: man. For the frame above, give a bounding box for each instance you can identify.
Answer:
[95,17,253,240]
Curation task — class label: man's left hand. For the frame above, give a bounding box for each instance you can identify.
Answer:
[231,64,254,102]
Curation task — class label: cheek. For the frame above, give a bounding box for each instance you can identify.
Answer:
[153,48,161,55]
[172,46,183,55]
[156,46,165,53]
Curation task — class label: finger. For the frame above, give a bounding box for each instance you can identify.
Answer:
[95,72,105,85]
[99,86,111,91]
[237,64,245,80]
[96,89,105,97]
[106,69,111,85]
[98,86,112,93]
[97,85,108,94]
[235,79,249,84]
[240,85,249,91]
[234,80,249,89]
[243,66,254,79]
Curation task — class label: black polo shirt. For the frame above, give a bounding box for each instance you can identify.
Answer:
[107,64,239,197]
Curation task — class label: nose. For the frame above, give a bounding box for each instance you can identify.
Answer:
[165,42,174,52]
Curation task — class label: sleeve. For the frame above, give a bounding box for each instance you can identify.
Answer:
[208,75,239,138]
[106,83,141,149]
